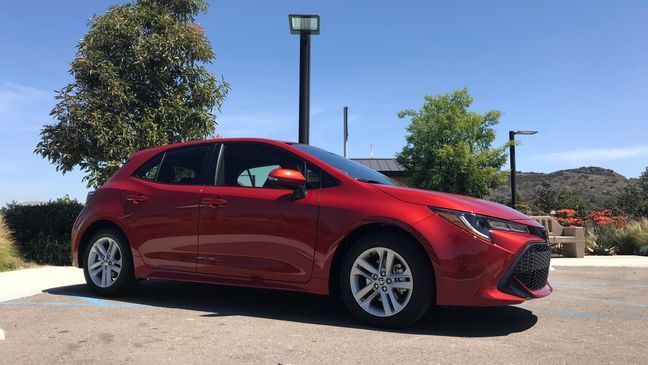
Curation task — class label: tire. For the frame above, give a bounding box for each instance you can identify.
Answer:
[340,232,434,328]
[83,228,137,296]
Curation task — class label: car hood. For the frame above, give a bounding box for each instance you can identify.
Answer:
[375,184,540,224]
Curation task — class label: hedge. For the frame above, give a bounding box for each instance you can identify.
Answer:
[1,196,83,266]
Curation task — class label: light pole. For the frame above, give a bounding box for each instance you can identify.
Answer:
[343,106,348,157]
[509,130,538,208]
[289,14,320,144]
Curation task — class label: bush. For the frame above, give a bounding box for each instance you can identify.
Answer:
[614,219,648,254]
[555,209,584,227]
[1,196,83,265]
[587,209,627,228]
[638,245,648,257]
[585,219,648,256]
[585,227,617,256]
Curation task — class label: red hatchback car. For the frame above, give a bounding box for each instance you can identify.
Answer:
[72,138,552,327]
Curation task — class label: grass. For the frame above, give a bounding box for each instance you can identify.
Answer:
[0,216,29,272]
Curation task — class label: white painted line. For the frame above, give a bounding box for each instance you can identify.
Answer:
[0,328,5,340]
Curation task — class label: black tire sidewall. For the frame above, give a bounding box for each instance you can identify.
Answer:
[340,232,434,328]
[83,229,136,296]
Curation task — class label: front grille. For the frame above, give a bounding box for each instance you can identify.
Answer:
[512,244,551,290]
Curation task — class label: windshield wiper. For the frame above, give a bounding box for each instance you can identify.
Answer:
[356,178,382,184]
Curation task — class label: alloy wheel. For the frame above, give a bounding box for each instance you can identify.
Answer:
[349,247,413,317]
[87,237,122,288]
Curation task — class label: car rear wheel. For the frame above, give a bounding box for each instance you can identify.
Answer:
[340,233,433,328]
[83,229,137,296]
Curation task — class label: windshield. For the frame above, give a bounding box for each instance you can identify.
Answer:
[293,144,399,186]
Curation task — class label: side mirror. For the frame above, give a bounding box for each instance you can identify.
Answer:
[267,168,307,199]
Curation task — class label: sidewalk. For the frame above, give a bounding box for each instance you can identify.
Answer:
[0,266,84,302]
[552,255,648,268]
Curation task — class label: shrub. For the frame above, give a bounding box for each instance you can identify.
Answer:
[555,209,584,227]
[0,218,21,271]
[585,227,617,255]
[587,209,627,228]
[638,245,648,257]
[614,219,648,255]
[1,196,83,265]
[585,218,648,256]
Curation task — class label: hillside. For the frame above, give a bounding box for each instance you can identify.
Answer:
[489,166,635,209]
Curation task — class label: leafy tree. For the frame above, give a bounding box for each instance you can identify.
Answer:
[35,0,229,187]
[557,189,585,213]
[610,166,648,217]
[531,182,585,214]
[532,182,558,213]
[396,89,507,198]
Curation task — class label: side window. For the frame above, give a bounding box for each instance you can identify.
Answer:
[156,145,210,185]
[305,165,321,189]
[219,143,312,189]
[237,165,281,187]
[320,170,339,188]
[134,154,163,181]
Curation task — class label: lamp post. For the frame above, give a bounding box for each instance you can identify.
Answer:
[289,14,320,144]
[343,106,348,157]
[509,130,538,208]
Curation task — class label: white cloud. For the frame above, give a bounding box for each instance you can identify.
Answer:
[545,145,648,163]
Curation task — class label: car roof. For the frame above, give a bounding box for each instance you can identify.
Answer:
[129,137,295,159]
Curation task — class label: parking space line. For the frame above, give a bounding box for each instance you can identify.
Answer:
[0,295,138,308]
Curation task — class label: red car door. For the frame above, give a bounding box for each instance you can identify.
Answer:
[122,144,212,272]
[197,143,321,283]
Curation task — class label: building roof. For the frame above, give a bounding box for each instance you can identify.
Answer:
[351,158,407,176]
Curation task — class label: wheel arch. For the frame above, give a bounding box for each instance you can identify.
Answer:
[328,222,437,297]
[77,219,129,268]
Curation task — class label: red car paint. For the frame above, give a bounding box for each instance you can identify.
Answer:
[72,138,552,306]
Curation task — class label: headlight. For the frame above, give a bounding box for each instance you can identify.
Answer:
[430,207,529,242]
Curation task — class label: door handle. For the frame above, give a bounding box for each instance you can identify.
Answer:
[202,197,228,208]
[127,194,149,204]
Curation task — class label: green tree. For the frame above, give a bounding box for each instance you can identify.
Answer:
[35,0,229,187]
[531,182,558,213]
[610,166,648,217]
[531,182,585,214]
[396,89,507,198]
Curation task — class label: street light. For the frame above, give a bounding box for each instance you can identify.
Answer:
[509,130,538,209]
[289,14,320,144]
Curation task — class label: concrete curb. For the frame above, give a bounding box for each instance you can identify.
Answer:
[551,255,648,268]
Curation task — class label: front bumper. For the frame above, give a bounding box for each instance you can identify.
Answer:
[414,215,553,306]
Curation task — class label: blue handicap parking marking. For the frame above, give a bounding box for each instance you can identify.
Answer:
[0,294,139,308]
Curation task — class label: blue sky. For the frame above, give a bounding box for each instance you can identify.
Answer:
[1,0,647,204]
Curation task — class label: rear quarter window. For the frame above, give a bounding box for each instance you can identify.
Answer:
[134,154,163,181]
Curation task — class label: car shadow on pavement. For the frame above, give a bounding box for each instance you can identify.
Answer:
[45,280,537,337]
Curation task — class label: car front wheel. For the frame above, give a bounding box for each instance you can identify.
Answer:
[340,233,434,328]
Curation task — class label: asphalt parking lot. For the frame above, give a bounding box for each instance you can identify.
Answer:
[1,266,647,364]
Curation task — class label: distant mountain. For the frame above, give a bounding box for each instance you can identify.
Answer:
[489,166,636,209]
